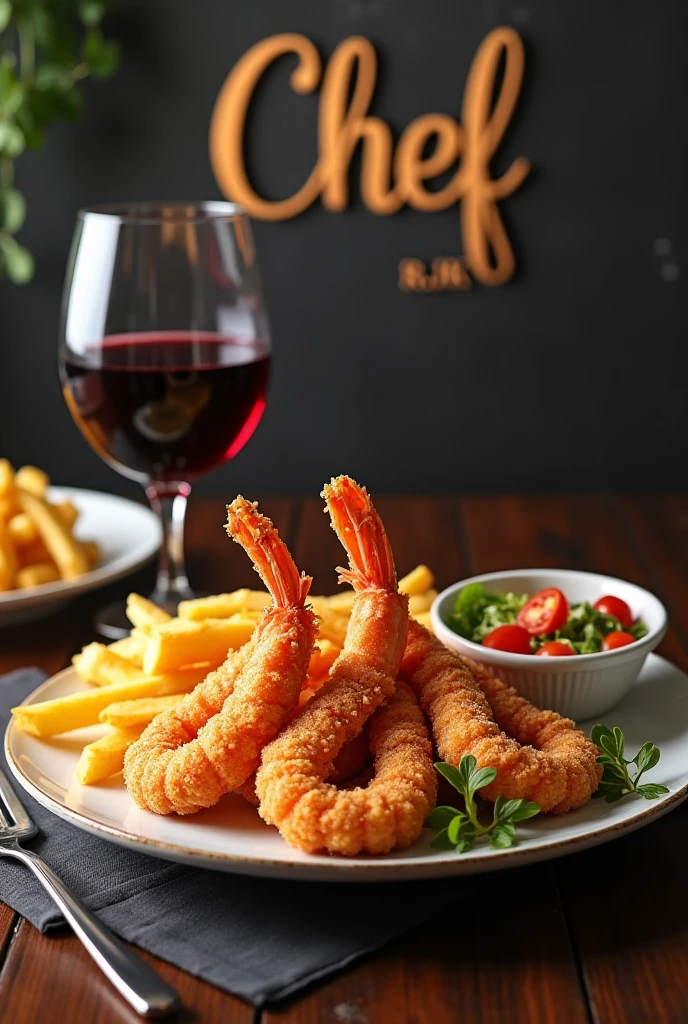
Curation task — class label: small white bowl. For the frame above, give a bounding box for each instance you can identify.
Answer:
[430,569,667,721]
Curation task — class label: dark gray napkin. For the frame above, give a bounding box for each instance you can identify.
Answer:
[0,668,472,1006]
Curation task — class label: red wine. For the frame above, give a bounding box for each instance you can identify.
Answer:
[62,332,270,484]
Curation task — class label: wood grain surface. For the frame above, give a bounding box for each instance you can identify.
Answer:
[0,495,686,1024]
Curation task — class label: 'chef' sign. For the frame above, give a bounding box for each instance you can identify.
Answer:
[210,27,530,289]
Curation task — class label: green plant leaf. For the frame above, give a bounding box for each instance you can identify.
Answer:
[468,766,498,796]
[84,28,119,78]
[434,761,465,795]
[0,236,34,283]
[632,742,660,776]
[635,784,670,800]
[430,827,456,851]
[612,727,626,760]
[0,121,24,157]
[505,800,541,823]
[78,2,106,26]
[456,827,477,853]
[447,814,465,845]
[490,823,516,849]
[425,805,459,830]
[591,724,612,749]
[0,0,10,34]
[1,188,26,233]
[457,754,477,789]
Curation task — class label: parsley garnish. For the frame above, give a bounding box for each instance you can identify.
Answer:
[426,756,540,852]
[591,725,669,802]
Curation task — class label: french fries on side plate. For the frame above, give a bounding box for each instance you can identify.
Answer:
[10,565,437,786]
[0,460,100,591]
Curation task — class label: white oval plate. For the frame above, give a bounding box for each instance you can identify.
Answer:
[0,487,161,625]
[5,654,688,882]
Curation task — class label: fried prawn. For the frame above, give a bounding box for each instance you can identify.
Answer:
[123,498,317,815]
[257,476,436,854]
[401,619,600,813]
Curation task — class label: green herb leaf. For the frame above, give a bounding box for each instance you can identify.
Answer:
[632,742,660,776]
[447,814,466,845]
[468,766,498,796]
[434,762,464,793]
[490,823,516,849]
[430,827,456,851]
[592,726,666,802]
[425,805,460,830]
[428,758,541,855]
[635,784,670,799]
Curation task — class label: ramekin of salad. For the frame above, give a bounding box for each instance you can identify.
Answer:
[431,569,667,720]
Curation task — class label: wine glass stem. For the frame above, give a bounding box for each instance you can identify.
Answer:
[146,484,194,612]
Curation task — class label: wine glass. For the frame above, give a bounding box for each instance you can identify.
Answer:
[59,201,271,638]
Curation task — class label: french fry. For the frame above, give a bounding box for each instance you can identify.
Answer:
[15,465,49,496]
[0,522,17,591]
[314,590,356,613]
[7,512,38,546]
[398,564,434,596]
[308,599,349,646]
[307,639,340,680]
[16,563,61,588]
[0,459,14,497]
[108,634,145,667]
[0,495,20,521]
[411,610,433,630]
[16,488,88,579]
[76,727,144,785]
[142,614,256,675]
[408,589,438,614]
[54,500,79,530]
[16,537,52,567]
[73,643,145,686]
[81,540,101,568]
[178,589,271,621]
[126,593,172,629]
[100,694,185,728]
[11,666,210,738]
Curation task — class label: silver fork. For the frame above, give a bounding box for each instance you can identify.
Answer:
[0,769,180,1018]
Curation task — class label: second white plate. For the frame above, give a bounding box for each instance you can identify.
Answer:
[0,487,161,625]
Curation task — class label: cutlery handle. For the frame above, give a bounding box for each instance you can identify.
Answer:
[0,845,180,1018]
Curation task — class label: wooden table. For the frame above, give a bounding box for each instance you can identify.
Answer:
[1,494,687,1024]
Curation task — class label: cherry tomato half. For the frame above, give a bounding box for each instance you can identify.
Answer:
[482,624,533,655]
[536,642,576,657]
[602,631,635,651]
[517,588,569,635]
[594,595,633,628]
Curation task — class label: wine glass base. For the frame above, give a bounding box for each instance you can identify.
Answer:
[94,591,209,640]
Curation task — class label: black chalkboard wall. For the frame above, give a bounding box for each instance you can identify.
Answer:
[1,0,686,496]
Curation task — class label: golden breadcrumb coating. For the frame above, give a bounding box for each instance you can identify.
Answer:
[401,620,600,814]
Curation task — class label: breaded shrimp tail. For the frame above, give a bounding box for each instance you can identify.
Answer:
[124,498,316,816]
[257,477,435,856]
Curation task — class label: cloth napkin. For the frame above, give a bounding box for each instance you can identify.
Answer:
[0,669,473,1007]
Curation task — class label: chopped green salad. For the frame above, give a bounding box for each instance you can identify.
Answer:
[446,582,648,655]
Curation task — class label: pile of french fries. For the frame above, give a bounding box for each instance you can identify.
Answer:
[11,565,437,788]
[0,460,100,590]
